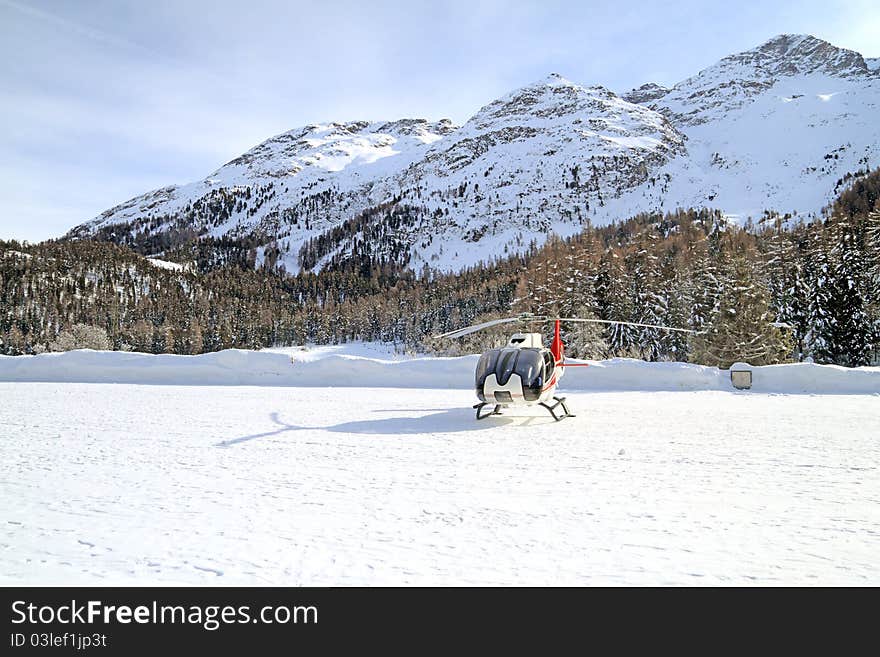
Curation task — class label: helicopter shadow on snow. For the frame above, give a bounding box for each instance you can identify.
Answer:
[216,408,523,446]
[328,407,519,435]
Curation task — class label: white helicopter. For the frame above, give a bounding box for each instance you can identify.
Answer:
[436,313,696,421]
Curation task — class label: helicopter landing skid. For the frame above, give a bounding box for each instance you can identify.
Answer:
[540,396,575,422]
[473,397,575,421]
[473,403,503,420]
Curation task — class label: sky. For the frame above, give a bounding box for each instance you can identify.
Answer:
[1,0,878,241]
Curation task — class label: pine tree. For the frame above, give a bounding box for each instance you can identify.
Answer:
[762,217,803,359]
[691,255,791,368]
[809,216,874,366]
[866,211,880,363]
[689,243,721,334]
[659,256,693,361]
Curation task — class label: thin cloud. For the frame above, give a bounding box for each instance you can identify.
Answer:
[0,0,162,59]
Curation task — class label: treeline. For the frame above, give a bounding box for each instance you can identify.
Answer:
[2,170,878,366]
[0,239,521,356]
[516,169,879,367]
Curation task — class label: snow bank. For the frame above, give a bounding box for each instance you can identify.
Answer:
[1,346,878,394]
[0,348,472,388]
[562,358,880,394]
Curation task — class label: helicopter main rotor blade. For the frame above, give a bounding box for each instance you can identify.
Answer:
[556,317,697,334]
[434,313,696,340]
[434,317,522,340]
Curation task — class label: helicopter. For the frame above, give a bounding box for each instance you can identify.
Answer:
[436,313,696,421]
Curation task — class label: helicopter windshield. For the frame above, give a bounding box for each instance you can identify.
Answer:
[475,349,500,389]
[475,348,545,401]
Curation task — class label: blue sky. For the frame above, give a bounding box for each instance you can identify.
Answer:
[1,0,878,241]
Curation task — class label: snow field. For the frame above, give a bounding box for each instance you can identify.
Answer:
[1,383,878,585]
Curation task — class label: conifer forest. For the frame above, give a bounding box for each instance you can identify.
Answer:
[2,169,878,368]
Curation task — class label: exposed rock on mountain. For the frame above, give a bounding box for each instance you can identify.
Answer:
[622,82,671,105]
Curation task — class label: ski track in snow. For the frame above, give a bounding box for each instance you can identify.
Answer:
[1,383,878,586]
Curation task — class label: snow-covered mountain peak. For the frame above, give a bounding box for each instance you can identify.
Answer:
[541,72,573,85]
[469,73,666,133]
[416,71,685,177]
[471,73,581,126]
[215,118,455,179]
[642,34,877,126]
[363,73,690,270]
[73,116,457,235]
[723,34,871,79]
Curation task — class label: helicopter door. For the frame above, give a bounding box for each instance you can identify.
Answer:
[543,350,555,378]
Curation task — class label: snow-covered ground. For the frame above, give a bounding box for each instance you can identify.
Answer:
[1,361,878,585]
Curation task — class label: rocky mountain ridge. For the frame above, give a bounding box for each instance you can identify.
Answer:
[68,34,880,274]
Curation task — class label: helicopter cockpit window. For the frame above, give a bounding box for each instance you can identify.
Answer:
[496,349,518,385]
[475,349,501,388]
[514,349,542,386]
[515,349,544,401]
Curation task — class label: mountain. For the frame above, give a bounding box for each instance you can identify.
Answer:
[67,119,456,267]
[319,74,687,271]
[67,34,880,272]
[623,34,880,222]
[75,118,456,227]
[636,34,873,126]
